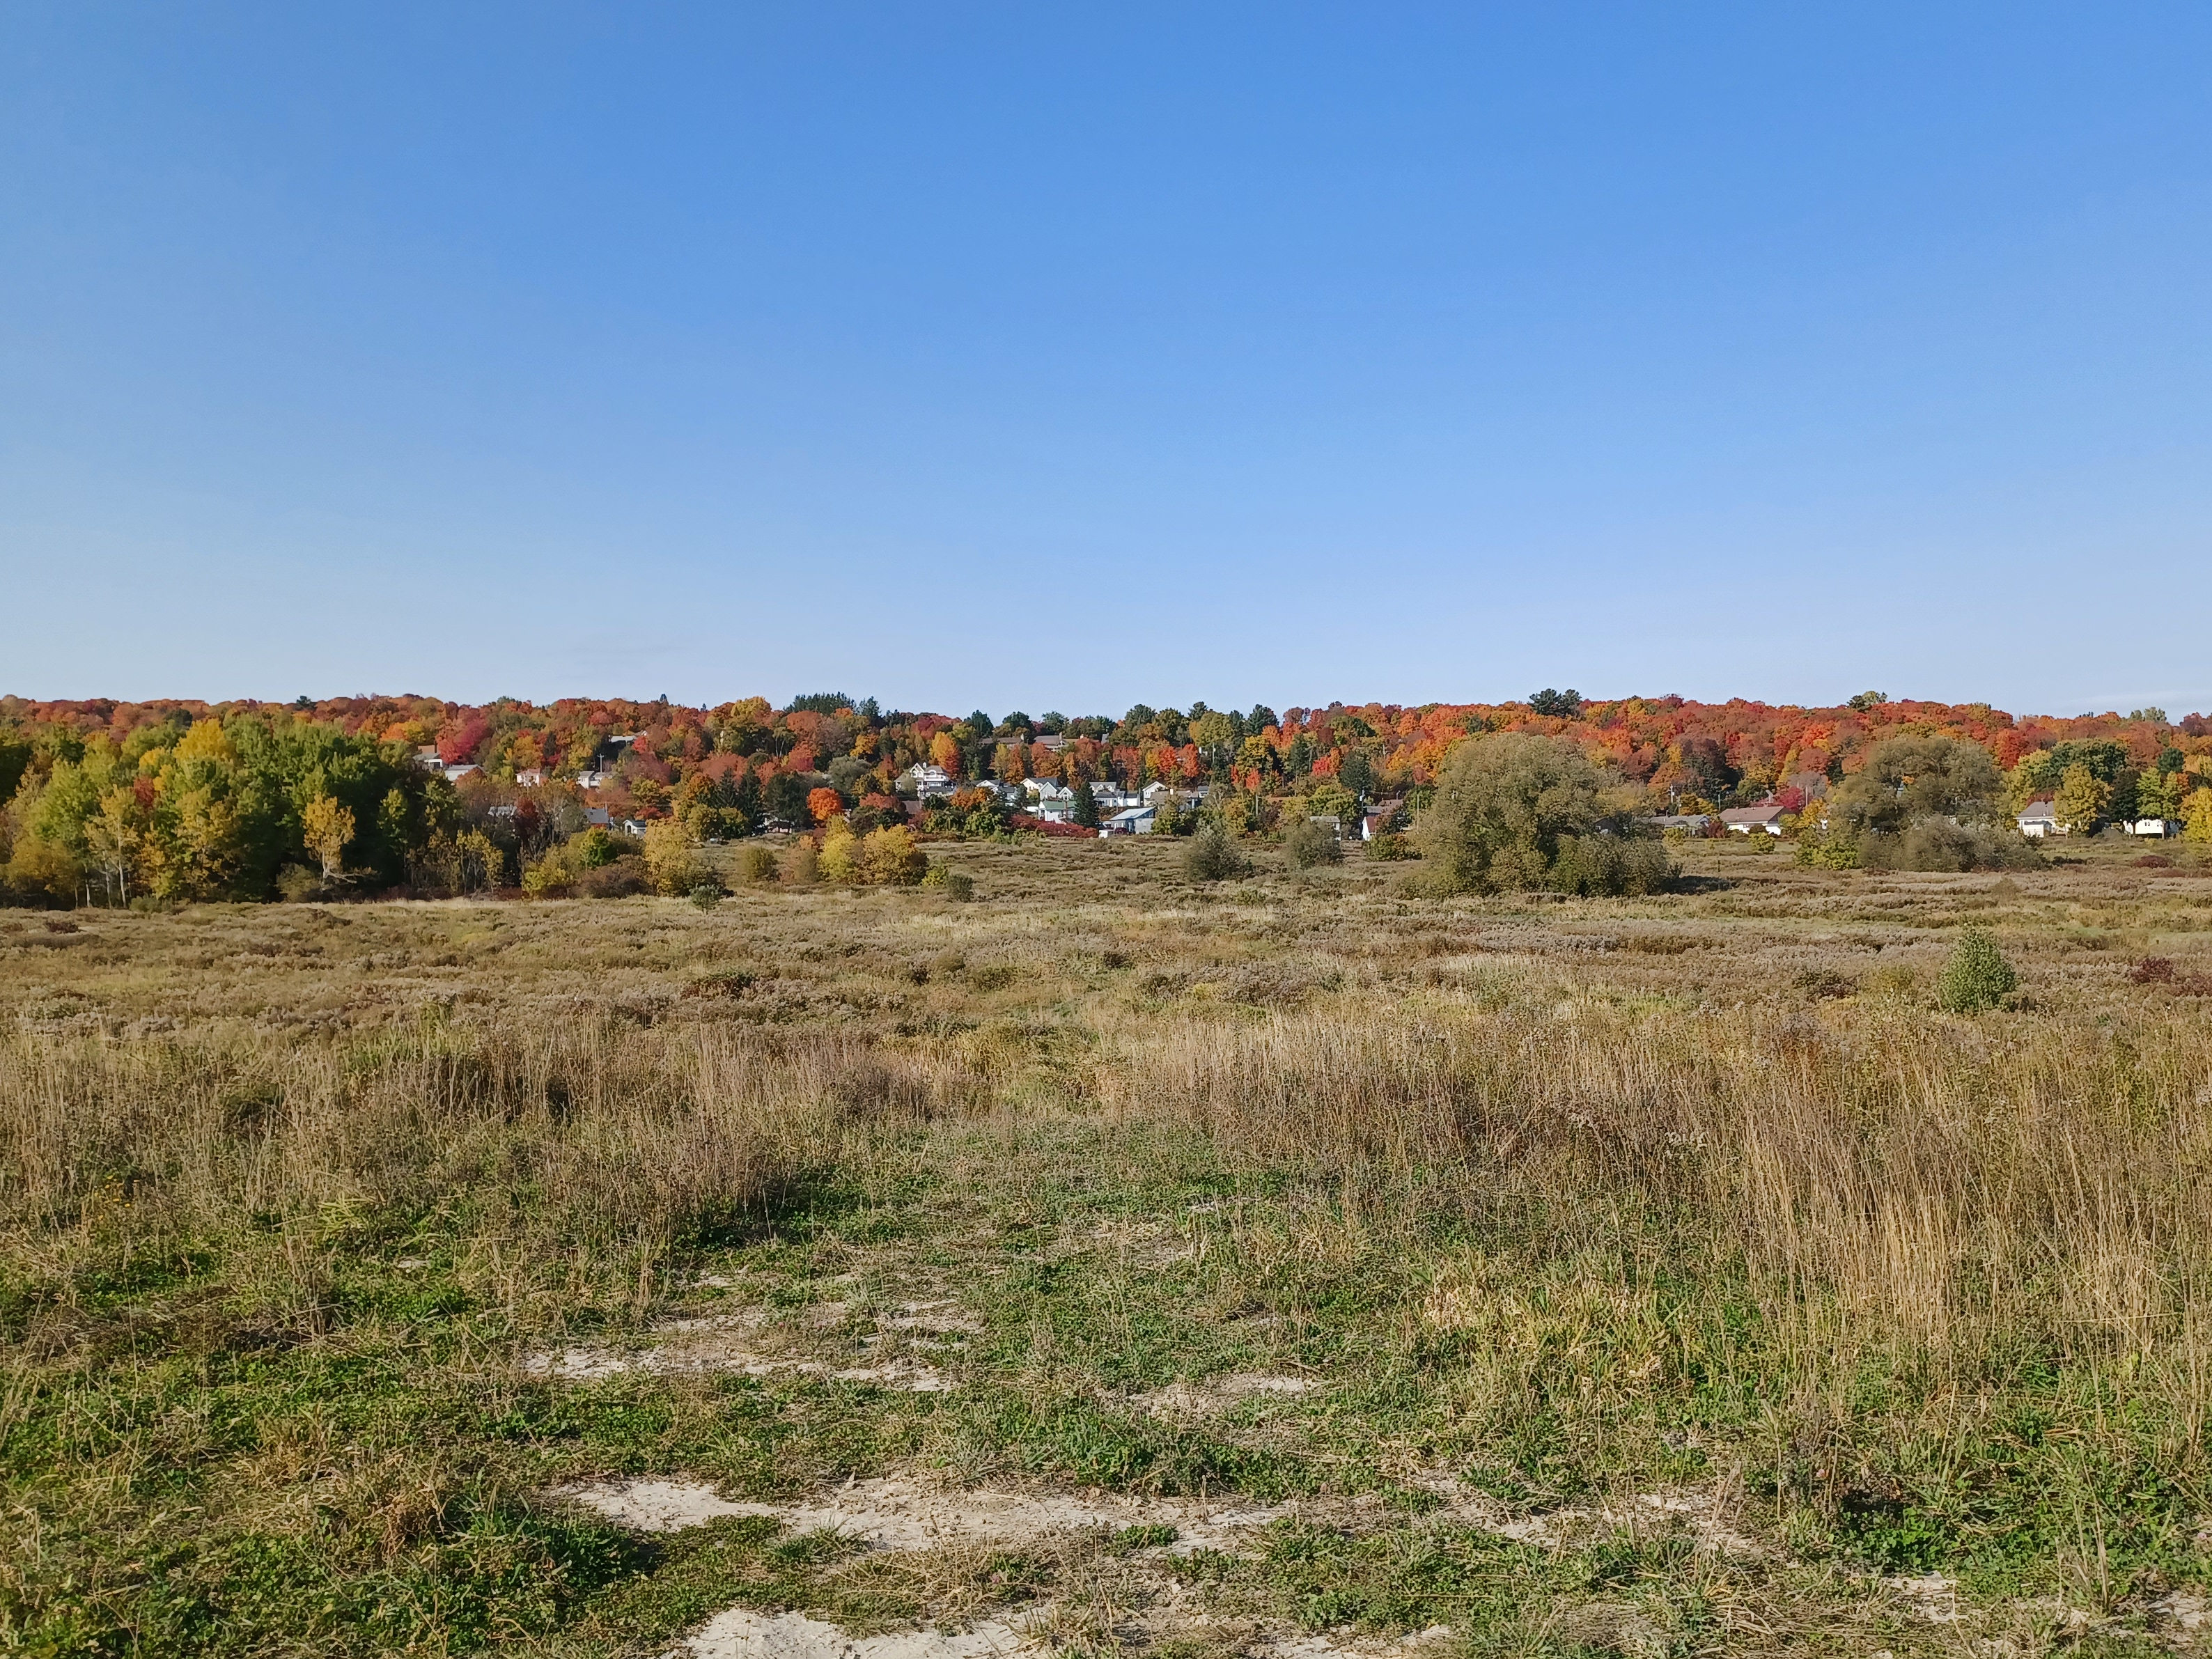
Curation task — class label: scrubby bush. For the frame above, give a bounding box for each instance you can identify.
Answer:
[644,820,712,896]
[1860,818,2039,873]
[1284,819,1342,869]
[1366,832,1417,861]
[735,843,779,884]
[1185,824,1249,882]
[862,825,928,885]
[1415,733,1667,895]
[782,843,819,885]
[575,826,621,869]
[1548,832,1672,896]
[1938,927,2018,1013]
[921,866,974,901]
[818,820,862,883]
[520,856,570,898]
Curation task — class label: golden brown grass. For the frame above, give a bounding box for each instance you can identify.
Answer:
[4,832,2212,1653]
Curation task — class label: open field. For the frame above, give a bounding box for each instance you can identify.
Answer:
[6,834,2212,1656]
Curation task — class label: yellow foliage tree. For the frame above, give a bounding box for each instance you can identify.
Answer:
[174,718,236,766]
[861,825,926,886]
[2183,788,2212,845]
[928,731,962,775]
[2053,764,2111,834]
[302,794,355,878]
[818,819,861,882]
[643,819,706,895]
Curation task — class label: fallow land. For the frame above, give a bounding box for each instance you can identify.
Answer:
[6,834,2212,1656]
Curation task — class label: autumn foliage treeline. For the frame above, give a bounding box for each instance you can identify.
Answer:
[2,688,2209,905]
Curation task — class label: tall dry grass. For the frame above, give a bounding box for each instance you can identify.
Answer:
[0,1019,990,1334]
[1113,999,2212,1379]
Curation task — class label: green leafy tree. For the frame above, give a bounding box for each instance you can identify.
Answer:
[1828,735,2004,839]
[2134,769,2183,824]
[1415,733,1668,896]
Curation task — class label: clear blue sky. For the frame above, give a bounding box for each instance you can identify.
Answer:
[5,5,2209,718]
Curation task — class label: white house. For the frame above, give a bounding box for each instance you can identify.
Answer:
[2017,799,2062,839]
[2126,818,2179,838]
[442,764,482,784]
[414,746,444,770]
[1719,802,1786,836]
[1024,780,1076,823]
[1100,805,1157,836]
[898,763,956,797]
[514,768,545,787]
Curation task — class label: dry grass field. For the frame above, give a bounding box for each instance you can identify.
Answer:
[6,833,2212,1657]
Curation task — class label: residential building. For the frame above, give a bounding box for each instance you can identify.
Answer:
[1100,806,1157,836]
[2016,799,2062,839]
[1719,802,1786,836]
[898,763,956,797]
[1359,798,1407,841]
[515,768,545,787]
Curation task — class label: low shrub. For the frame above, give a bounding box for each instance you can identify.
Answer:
[1284,820,1342,869]
[1938,928,2018,1012]
[921,866,974,901]
[1185,825,1250,882]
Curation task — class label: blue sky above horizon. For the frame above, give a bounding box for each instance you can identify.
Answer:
[5,5,2210,719]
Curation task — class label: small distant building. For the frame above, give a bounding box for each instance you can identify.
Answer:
[414,746,444,770]
[1100,805,1158,836]
[575,769,611,789]
[1025,780,1076,823]
[2017,799,2061,839]
[584,807,612,827]
[1360,798,1407,841]
[1720,802,1787,836]
[2126,817,2179,838]
[1652,813,1716,834]
[442,764,482,784]
[620,818,648,838]
[515,768,545,787]
[898,763,956,797]
[1031,734,1068,754]
[484,804,517,820]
